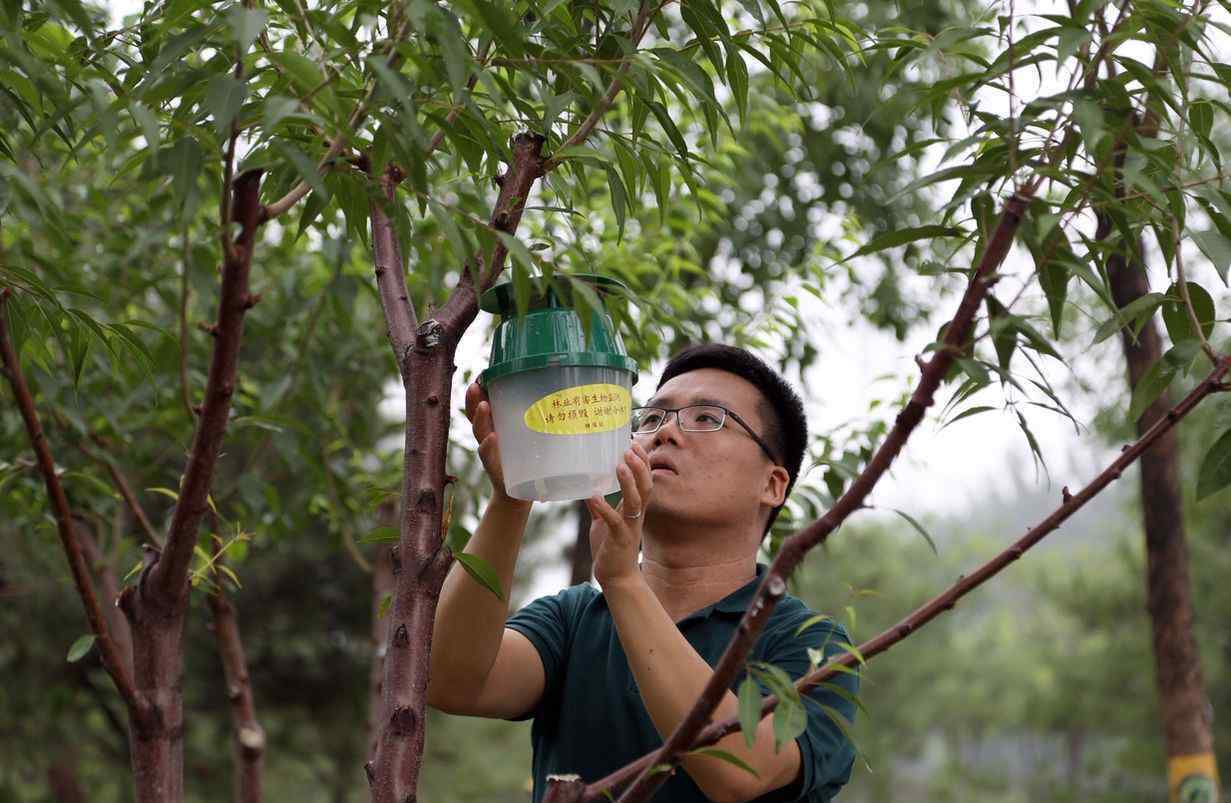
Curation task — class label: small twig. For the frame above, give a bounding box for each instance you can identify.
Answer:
[78,437,164,549]
[0,288,143,716]
[544,1,659,172]
[264,18,412,221]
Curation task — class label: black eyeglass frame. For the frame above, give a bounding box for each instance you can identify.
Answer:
[631,405,780,465]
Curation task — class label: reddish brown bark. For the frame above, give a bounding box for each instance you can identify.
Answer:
[1107,250,1217,764]
[368,503,397,756]
[366,132,546,803]
[207,578,265,803]
[113,168,266,803]
[614,187,1035,803]
[584,354,1231,801]
[77,516,134,679]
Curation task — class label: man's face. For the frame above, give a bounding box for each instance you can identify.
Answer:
[637,368,786,536]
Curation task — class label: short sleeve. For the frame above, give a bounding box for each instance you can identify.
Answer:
[754,606,859,802]
[505,584,593,721]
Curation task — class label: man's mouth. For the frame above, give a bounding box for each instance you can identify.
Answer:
[649,456,678,474]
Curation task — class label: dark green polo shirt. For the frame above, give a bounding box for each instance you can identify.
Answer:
[506,566,858,802]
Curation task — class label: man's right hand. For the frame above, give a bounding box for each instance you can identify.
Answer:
[464,381,521,505]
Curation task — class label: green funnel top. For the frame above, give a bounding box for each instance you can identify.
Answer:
[479,274,639,386]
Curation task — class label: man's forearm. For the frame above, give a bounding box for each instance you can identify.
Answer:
[603,577,800,802]
[427,495,531,704]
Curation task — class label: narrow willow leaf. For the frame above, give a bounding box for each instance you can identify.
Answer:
[891,508,938,555]
[772,694,807,750]
[605,166,628,242]
[1196,430,1231,501]
[66,634,96,663]
[687,748,759,778]
[359,525,399,544]
[847,226,963,260]
[794,613,834,637]
[1191,228,1231,285]
[227,6,268,54]
[275,141,328,201]
[206,75,247,137]
[725,43,748,124]
[737,675,762,749]
[1091,293,1166,345]
[454,552,504,600]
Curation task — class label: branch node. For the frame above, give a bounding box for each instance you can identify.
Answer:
[192,404,204,416]
[390,546,402,576]
[392,623,409,648]
[1061,486,1072,503]
[198,321,221,337]
[415,489,436,514]
[389,704,416,735]
[425,394,440,407]
[914,354,928,372]
[364,761,376,787]
[494,172,507,188]
[242,293,262,310]
[415,319,443,350]
[766,574,787,598]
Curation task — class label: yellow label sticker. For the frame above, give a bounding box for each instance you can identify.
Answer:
[524,383,631,435]
[1169,753,1219,803]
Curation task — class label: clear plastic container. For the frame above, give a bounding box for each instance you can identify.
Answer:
[488,365,633,502]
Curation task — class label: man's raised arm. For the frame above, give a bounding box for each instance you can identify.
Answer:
[426,382,545,719]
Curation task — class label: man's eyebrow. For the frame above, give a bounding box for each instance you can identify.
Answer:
[642,395,730,409]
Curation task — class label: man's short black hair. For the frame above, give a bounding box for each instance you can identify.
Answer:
[656,344,807,534]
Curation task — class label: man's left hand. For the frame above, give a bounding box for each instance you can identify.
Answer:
[588,441,653,589]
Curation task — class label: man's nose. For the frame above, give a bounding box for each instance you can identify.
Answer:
[651,411,684,449]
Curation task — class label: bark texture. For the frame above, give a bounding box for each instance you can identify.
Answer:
[1107,248,1217,767]
[207,582,266,803]
[366,133,546,803]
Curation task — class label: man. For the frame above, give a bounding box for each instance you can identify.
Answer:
[428,344,858,802]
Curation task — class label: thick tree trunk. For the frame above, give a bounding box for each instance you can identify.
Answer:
[1107,247,1219,800]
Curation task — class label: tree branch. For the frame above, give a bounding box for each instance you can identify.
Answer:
[0,288,143,715]
[366,161,417,369]
[543,2,659,172]
[207,573,266,803]
[264,19,411,221]
[149,169,264,608]
[586,355,1231,801]
[79,437,163,549]
[614,186,1035,803]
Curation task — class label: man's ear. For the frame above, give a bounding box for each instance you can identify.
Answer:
[760,465,790,508]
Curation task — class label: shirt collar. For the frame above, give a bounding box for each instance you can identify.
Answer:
[679,563,768,624]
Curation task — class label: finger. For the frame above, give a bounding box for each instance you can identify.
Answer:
[615,461,643,521]
[464,382,481,421]
[587,495,627,535]
[478,431,499,466]
[625,446,652,503]
[473,400,495,441]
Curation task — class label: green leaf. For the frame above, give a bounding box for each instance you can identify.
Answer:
[262,95,301,132]
[891,508,938,555]
[454,552,504,600]
[725,44,748,125]
[847,225,964,260]
[1192,228,1231,285]
[275,141,328,201]
[772,694,807,750]
[1161,282,1216,344]
[456,0,524,57]
[645,99,689,161]
[359,525,399,544]
[605,166,628,242]
[1189,99,1213,141]
[268,50,327,96]
[66,634,96,663]
[227,6,268,54]
[1197,430,1231,501]
[686,748,759,778]
[737,675,762,749]
[1127,353,1178,424]
[1091,293,1166,345]
[164,136,204,208]
[207,75,248,137]
[793,613,834,637]
[377,593,393,619]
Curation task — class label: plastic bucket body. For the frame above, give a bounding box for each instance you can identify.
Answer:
[488,365,633,502]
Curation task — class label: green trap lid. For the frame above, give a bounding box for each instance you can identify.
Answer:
[479,274,639,386]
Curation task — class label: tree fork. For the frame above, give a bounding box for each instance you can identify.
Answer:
[367,133,547,803]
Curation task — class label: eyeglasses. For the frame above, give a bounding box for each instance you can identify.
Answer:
[631,405,780,465]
